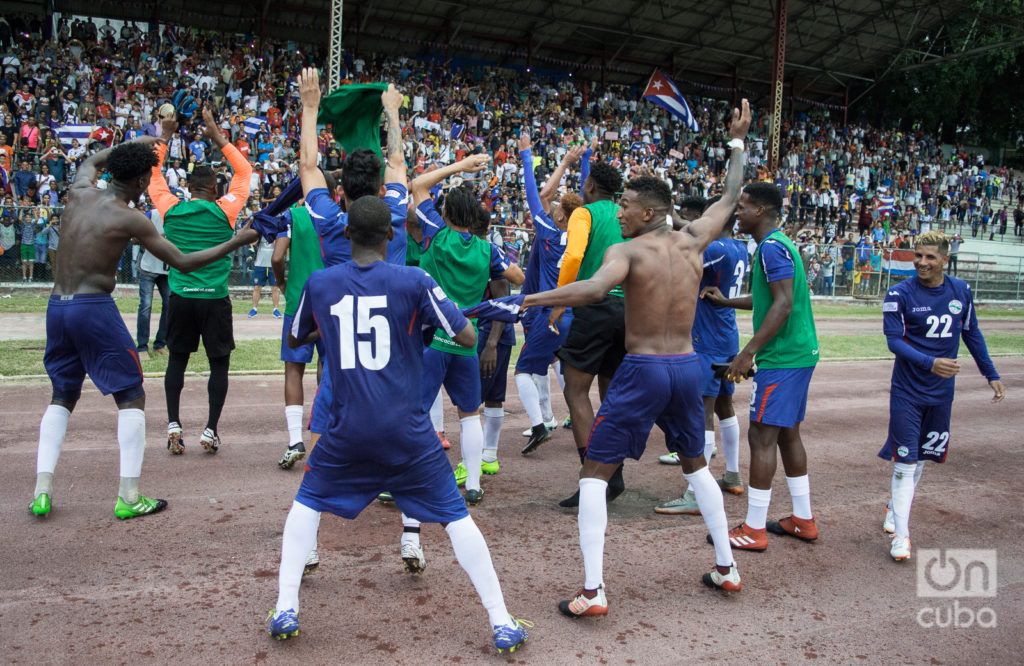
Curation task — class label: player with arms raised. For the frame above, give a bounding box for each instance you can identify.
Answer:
[879,231,1005,561]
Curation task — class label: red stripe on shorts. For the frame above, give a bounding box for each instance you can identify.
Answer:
[756,383,778,422]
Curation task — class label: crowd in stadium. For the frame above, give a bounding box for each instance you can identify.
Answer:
[1,13,1023,288]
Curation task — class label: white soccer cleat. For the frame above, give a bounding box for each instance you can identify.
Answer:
[889,535,912,562]
[883,502,895,534]
[658,451,680,465]
[401,543,426,573]
[303,549,319,575]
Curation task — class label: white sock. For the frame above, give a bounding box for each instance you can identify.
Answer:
[786,474,813,520]
[914,461,926,487]
[537,373,554,423]
[703,430,716,463]
[460,415,484,491]
[745,486,772,530]
[515,373,544,427]
[891,462,917,539]
[482,407,503,462]
[35,404,71,496]
[276,501,321,613]
[446,516,513,627]
[719,416,740,474]
[401,513,421,548]
[685,466,733,567]
[117,408,146,503]
[554,361,565,392]
[285,405,304,445]
[578,478,608,590]
[429,391,445,433]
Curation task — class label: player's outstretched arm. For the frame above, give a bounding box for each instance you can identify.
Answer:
[526,243,629,308]
[297,67,328,195]
[409,154,489,206]
[700,285,752,311]
[685,99,751,249]
[539,144,585,210]
[381,84,407,188]
[133,211,258,273]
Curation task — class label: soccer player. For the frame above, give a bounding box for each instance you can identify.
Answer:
[515,131,585,455]
[656,201,748,514]
[553,156,627,508]
[407,156,525,506]
[149,106,253,455]
[879,231,1005,561]
[702,182,821,551]
[267,196,530,654]
[29,137,257,519]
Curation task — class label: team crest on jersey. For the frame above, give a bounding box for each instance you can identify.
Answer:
[948,299,963,315]
[897,446,910,458]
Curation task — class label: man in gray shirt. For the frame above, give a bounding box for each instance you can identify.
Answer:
[136,205,170,357]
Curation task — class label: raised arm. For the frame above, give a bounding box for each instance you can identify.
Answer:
[410,154,489,206]
[517,131,547,222]
[526,242,630,308]
[539,143,585,209]
[71,146,113,191]
[381,84,407,188]
[297,67,328,195]
[685,99,750,249]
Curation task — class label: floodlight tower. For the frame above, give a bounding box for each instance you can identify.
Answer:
[328,0,343,89]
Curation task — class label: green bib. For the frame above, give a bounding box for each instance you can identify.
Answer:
[577,199,625,298]
[420,226,491,356]
[751,230,819,368]
[164,199,234,299]
[284,206,324,316]
[406,232,422,267]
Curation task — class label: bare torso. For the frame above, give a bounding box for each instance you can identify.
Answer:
[54,188,148,296]
[620,227,703,355]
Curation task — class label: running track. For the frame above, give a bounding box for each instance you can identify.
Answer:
[1,359,1022,664]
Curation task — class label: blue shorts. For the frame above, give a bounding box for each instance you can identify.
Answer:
[44,294,144,399]
[878,393,952,464]
[515,307,572,376]
[422,348,481,413]
[296,445,469,523]
[749,367,815,428]
[280,313,324,364]
[308,371,332,434]
[478,339,513,404]
[252,266,275,287]
[586,354,704,464]
[698,352,736,399]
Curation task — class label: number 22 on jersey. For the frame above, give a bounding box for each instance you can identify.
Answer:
[330,295,391,370]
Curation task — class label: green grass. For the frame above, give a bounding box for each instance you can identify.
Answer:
[3,334,1021,378]
[0,292,271,315]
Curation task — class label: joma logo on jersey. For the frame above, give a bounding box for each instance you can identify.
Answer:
[912,306,932,313]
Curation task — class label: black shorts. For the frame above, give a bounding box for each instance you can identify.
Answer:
[557,296,626,378]
[166,294,235,358]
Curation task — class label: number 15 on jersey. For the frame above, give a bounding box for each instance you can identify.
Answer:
[330,295,391,370]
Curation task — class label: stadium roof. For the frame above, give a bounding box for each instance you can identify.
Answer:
[50,0,1021,106]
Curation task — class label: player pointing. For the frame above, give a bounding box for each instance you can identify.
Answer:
[879,231,1005,561]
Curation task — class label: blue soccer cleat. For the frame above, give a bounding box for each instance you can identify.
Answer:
[267,608,300,640]
[493,616,532,654]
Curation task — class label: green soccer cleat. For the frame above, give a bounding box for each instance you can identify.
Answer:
[30,492,51,517]
[454,462,468,487]
[481,459,500,475]
[114,494,169,520]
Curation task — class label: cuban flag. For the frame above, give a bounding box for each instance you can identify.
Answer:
[243,116,268,136]
[57,124,97,148]
[643,69,699,132]
[882,248,916,276]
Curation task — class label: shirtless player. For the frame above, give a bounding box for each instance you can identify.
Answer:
[30,138,257,519]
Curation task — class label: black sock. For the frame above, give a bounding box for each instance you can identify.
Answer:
[164,351,190,425]
[206,354,230,432]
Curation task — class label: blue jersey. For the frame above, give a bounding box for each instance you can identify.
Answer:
[291,261,468,464]
[305,183,409,267]
[519,147,568,295]
[883,275,999,405]
[692,238,747,355]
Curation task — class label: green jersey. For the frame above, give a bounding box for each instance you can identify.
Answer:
[751,230,819,368]
[406,232,422,267]
[576,199,624,298]
[284,206,324,317]
[164,199,234,299]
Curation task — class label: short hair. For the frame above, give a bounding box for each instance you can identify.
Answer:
[341,149,383,200]
[678,196,706,214]
[558,192,583,219]
[624,176,672,210]
[588,161,623,197]
[468,205,491,238]
[915,230,949,255]
[347,195,391,246]
[107,142,158,183]
[189,165,216,190]
[443,186,484,229]
[742,182,783,216]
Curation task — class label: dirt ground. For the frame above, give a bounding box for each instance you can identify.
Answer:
[1,358,1022,665]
